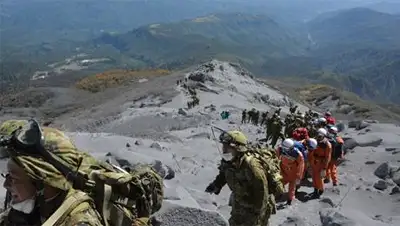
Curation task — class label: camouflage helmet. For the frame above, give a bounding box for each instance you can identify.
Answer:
[0,119,82,191]
[219,130,248,150]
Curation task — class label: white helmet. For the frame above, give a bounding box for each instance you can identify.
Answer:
[318,117,327,123]
[281,138,294,151]
[329,126,338,134]
[308,138,318,150]
[317,128,327,136]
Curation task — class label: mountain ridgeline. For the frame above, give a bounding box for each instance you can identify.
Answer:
[2,5,400,105]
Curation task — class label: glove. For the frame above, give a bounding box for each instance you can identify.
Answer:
[205,183,216,194]
[320,170,326,178]
[296,179,301,185]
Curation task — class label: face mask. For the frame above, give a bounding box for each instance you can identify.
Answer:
[10,198,36,214]
[222,153,234,161]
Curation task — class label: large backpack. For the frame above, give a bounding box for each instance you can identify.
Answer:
[243,147,284,215]
[327,135,344,160]
[293,141,308,161]
[1,120,164,226]
[48,151,164,226]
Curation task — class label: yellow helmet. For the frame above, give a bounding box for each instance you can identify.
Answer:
[219,130,248,147]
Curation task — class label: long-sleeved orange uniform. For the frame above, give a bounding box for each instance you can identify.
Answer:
[309,139,332,191]
[276,147,305,201]
[326,136,344,185]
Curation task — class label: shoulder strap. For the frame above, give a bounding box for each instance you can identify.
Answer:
[42,191,91,226]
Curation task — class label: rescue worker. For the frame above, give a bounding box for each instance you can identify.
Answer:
[324,111,336,125]
[325,126,344,186]
[301,138,318,180]
[317,117,327,129]
[205,130,272,226]
[247,109,254,124]
[308,128,332,199]
[289,105,298,114]
[241,109,247,124]
[276,139,304,205]
[292,127,309,141]
[0,119,104,226]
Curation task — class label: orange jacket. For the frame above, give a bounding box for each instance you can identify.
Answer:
[309,139,332,169]
[276,147,305,181]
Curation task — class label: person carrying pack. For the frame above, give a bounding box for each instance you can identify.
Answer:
[292,127,309,141]
[0,119,163,226]
[276,139,305,205]
[206,129,283,226]
[325,126,344,186]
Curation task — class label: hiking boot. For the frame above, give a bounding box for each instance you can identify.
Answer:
[324,178,330,184]
[333,183,338,187]
[286,200,292,206]
[318,190,324,196]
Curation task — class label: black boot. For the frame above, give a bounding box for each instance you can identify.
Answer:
[286,199,292,206]
[324,178,330,184]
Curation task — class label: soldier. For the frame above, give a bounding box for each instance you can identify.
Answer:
[205,130,281,226]
[260,111,268,126]
[254,111,260,126]
[0,120,104,226]
[270,116,285,148]
[247,110,253,124]
[241,109,247,124]
[289,105,298,114]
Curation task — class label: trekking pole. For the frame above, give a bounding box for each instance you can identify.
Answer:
[211,126,225,156]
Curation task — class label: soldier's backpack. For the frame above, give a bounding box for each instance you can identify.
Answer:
[1,119,164,226]
[243,147,284,214]
[246,147,284,195]
[327,135,344,160]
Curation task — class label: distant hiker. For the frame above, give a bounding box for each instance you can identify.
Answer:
[206,130,283,226]
[308,128,332,199]
[254,111,260,125]
[325,126,344,186]
[260,111,268,126]
[289,105,298,114]
[276,139,305,205]
[247,110,253,123]
[324,111,336,125]
[241,109,247,124]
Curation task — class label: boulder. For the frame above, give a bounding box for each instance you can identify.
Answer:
[152,202,228,226]
[348,120,362,128]
[374,162,392,179]
[353,135,383,147]
[356,121,370,131]
[135,140,143,146]
[319,208,357,226]
[373,180,388,191]
[178,108,188,116]
[152,160,175,180]
[150,142,163,151]
[278,216,307,226]
[188,72,214,83]
[392,168,400,187]
[365,161,376,165]
[385,148,398,152]
[390,186,400,195]
[343,138,358,153]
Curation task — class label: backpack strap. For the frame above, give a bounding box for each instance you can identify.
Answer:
[42,191,91,226]
[89,170,112,226]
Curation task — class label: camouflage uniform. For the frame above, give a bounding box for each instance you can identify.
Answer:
[207,155,271,226]
[254,111,260,126]
[241,110,247,124]
[0,120,104,226]
[260,112,268,126]
[270,119,284,148]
